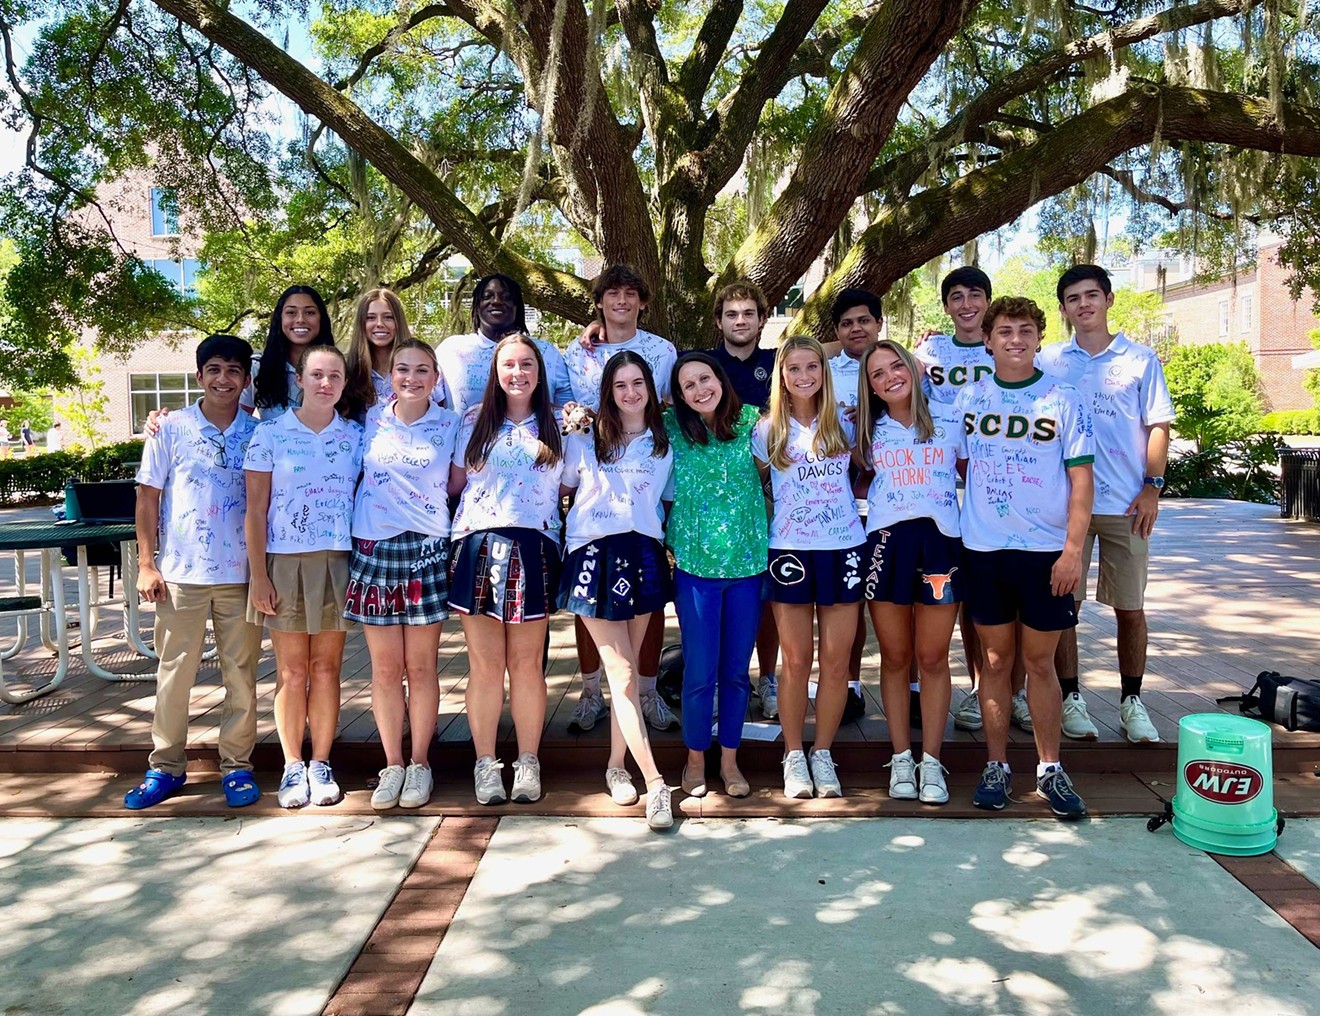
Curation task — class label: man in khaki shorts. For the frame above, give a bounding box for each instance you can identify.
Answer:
[1040,265,1175,743]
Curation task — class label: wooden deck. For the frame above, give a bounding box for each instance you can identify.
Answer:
[1,499,1318,778]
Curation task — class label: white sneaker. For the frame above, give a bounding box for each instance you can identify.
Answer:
[400,763,433,808]
[1120,696,1161,743]
[277,761,310,809]
[473,756,506,805]
[758,675,779,720]
[307,760,341,806]
[370,765,405,810]
[1061,691,1099,741]
[886,750,918,800]
[1010,690,1034,733]
[511,752,542,803]
[782,749,813,799]
[918,754,949,804]
[605,766,638,805]
[646,783,673,830]
[641,692,679,731]
[953,689,983,731]
[568,689,608,733]
[809,749,842,799]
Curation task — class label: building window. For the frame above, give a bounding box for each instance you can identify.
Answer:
[1218,299,1229,337]
[1240,294,1253,333]
[145,258,202,298]
[150,187,179,237]
[130,373,204,434]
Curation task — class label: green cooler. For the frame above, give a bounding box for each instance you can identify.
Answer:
[1172,713,1278,856]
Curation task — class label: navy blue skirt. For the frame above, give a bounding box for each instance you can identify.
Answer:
[449,528,561,623]
[558,532,673,620]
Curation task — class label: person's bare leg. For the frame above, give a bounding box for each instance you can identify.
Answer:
[847,600,866,682]
[1010,621,1028,696]
[364,626,407,767]
[961,604,981,689]
[812,603,857,751]
[585,614,662,785]
[306,630,347,760]
[975,623,1017,763]
[772,602,815,754]
[1021,625,1065,765]
[506,620,551,757]
[461,615,507,759]
[402,623,442,764]
[1054,626,1079,688]
[1115,608,1148,681]
[756,608,779,680]
[870,601,915,754]
[269,629,311,764]
[914,603,958,759]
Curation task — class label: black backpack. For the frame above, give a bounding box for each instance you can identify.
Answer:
[1217,671,1320,733]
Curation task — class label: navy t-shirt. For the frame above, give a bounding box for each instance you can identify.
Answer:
[711,344,776,410]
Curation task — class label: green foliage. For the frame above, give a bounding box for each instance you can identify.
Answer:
[0,440,143,504]
[1303,328,1320,408]
[53,345,109,453]
[2,391,54,434]
[1162,342,1264,451]
[1259,409,1320,436]
[1163,435,1280,505]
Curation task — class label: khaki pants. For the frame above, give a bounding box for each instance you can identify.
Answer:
[148,582,264,776]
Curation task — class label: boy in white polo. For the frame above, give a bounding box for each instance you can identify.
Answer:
[126,335,264,809]
[1040,264,1175,744]
[956,296,1095,820]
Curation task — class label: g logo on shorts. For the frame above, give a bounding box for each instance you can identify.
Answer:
[770,553,806,586]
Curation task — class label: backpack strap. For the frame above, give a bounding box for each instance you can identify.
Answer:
[1217,674,1266,716]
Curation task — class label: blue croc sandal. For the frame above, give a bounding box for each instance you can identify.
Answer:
[222,769,261,808]
[124,769,186,810]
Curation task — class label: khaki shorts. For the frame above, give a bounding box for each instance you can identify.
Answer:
[248,550,353,634]
[1078,514,1149,610]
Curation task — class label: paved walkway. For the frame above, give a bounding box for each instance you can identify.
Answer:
[3,813,1318,1015]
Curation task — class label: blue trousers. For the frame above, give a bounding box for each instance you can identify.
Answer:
[674,570,764,750]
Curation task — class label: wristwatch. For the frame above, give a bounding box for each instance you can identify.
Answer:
[1144,476,1165,491]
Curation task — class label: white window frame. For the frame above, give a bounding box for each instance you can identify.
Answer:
[129,373,204,435]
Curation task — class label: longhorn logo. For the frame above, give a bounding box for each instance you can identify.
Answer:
[922,567,958,602]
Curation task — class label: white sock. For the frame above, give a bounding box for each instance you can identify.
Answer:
[849,680,862,693]
[582,670,601,696]
[909,681,921,693]
[988,760,1011,776]
[892,748,912,762]
[1037,761,1061,779]
[639,674,657,696]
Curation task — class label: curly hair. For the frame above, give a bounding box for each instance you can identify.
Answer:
[982,296,1047,338]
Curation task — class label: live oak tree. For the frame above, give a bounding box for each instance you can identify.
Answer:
[3,0,1320,382]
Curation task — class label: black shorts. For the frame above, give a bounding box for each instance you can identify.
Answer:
[448,527,561,623]
[863,517,964,606]
[963,549,1078,632]
[558,532,673,620]
[765,545,866,605]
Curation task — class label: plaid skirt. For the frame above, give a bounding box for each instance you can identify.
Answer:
[558,532,673,620]
[344,532,451,626]
[448,527,561,623]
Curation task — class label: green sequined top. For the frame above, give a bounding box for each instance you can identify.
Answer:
[664,404,768,579]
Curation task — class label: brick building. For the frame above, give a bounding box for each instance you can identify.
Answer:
[69,173,206,442]
[1147,240,1319,412]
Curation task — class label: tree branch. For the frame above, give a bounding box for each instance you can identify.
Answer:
[675,0,743,107]
[1098,164,1263,225]
[148,0,594,321]
[865,0,1258,201]
[722,0,978,299]
[795,84,1320,338]
[330,3,455,91]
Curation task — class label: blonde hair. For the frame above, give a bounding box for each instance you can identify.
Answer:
[856,340,935,466]
[765,336,851,470]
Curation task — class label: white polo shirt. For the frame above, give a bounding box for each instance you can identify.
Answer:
[864,403,962,539]
[828,351,863,409]
[353,401,462,541]
[136,400,259,585]
[563,329,677,410]
[913,333,995,405]
[955,372,1095,553]
[561,432,673,553]
[434,332,572,417]
[1038,333,1175,515]
[451,415,566,538]
[751,414,864,550]
[243,411,364,553]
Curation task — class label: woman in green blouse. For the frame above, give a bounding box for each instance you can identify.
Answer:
[666,352,768,798]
